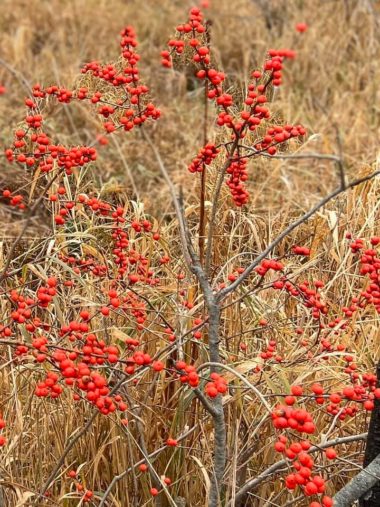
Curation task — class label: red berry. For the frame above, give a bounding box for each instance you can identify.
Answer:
[291,385,303,396]
[325,448,337,460]
[296,23,308,33]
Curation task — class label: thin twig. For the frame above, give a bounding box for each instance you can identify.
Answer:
[232,433,367,505]
[0,170,63,283]
[0,57,33,97]
[197,362,272,412]
[39,374,128,498]
[216,170,380,302]
[141,128,193,271]
[98,425,199,506]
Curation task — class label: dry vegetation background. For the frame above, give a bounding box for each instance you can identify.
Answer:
[0,0,380,506]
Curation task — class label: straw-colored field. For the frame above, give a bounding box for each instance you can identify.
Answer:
[0,1,379,506]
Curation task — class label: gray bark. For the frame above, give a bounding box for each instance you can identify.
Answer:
[334,454,380,507]
[207,302,226,507]
[359,362,380,507]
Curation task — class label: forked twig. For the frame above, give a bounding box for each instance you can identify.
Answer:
[217,169,380,302]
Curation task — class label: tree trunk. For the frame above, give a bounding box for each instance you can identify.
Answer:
[360,361,380,507]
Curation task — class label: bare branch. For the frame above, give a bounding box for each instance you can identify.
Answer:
[216,170,380,302]
[140,128,193,271]
[334,453,380,507]
[0,57,34,97]
[242,147,342,164]
[98,424,199,506]
[232,433,367,505]
[204,140,239,275]
[197,362,272,412]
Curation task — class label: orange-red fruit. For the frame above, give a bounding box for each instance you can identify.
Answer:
[296,22,308,32]
[152,361,165,372]
[325,448,337,460]
[291,385,303,396]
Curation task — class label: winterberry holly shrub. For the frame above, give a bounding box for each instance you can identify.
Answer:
[0,4,379,507]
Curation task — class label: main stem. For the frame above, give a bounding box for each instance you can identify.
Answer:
[144,127,226,506]
[207,300,226,507]
[199,77,209,266]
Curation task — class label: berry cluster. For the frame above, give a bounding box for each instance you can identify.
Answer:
[260,339,281,361]
[225,157,249,206]
[81,26,160,133]
[188,142,220,173]
[253,124,306,156]
[1,189,25,210]
[255,258,285,276]
[175,360,200,388]
[5,121,97,177]
[272,403,335,506]
[293,245,311,256]
[205,373,228,397]
[3,25,160,193]
[272,403,316,434]
[162,6,306,207]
